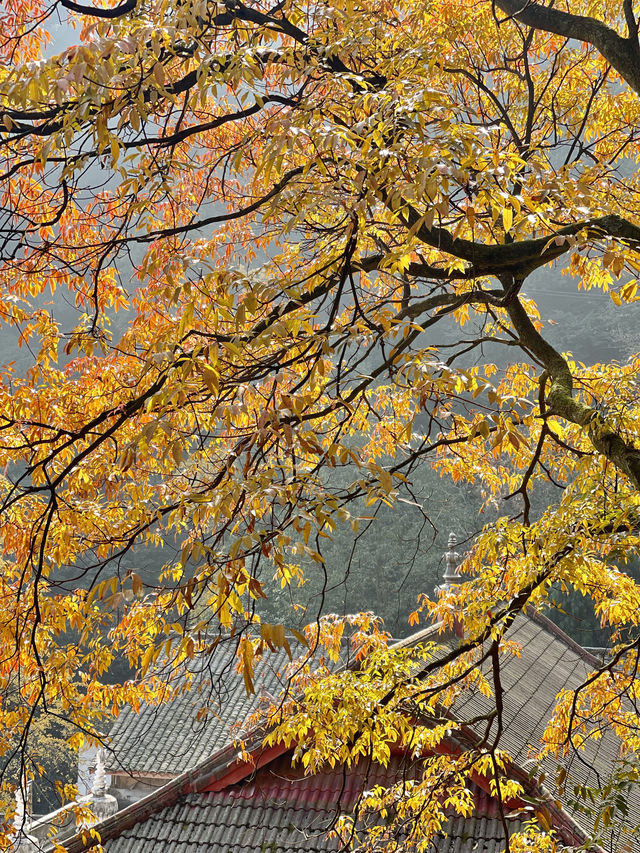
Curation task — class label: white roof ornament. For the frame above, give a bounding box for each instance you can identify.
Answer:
[441,532,461,589]
[80,748,118,826]
[11,780,39,853]
[13,784,25,832]
[92,748,107,798]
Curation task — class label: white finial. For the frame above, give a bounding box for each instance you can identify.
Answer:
[13,786,25,833]
[12,779,37,853]
[13,776,32,830]
[441,532,461,588]
[81,747,118,825]
[92,748,107,798]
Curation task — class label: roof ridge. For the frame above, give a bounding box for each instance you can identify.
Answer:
[523,607,603,668]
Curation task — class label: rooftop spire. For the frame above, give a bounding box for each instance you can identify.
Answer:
[436,532,465,639]
[92,748,107,798]
[441,531,461,589]
[12,780,38,853]
[13,784,26,834]
[80,747,118,827]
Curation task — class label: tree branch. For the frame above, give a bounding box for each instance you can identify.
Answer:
[377,180,640,278]
[494,0,640,94]
[59,0,137,18]
[506,293,640,491]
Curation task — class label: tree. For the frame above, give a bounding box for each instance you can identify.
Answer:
[1,0,640,848]
[0,707,78,815]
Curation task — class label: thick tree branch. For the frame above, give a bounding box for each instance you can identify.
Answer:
[354,253,478,280]
[494,0,640,94]
[378,178,640,277]
[506,294,640,490]
[59,0,136,17]
[623,0,639,45]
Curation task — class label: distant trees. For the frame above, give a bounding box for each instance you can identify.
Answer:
[1,708,77,814]
[2,0,640,847]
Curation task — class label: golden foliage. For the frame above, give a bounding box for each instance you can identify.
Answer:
[2,0,640,848]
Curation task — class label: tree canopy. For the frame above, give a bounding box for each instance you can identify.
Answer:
[2,0,640,848]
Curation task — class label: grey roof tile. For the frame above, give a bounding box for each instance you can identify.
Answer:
[106,645,301,776]
[101,765,524,853]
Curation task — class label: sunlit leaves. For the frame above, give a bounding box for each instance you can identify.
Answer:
[2,0,640,847]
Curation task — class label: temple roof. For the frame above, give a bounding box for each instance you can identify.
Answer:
[72,753,529,853]
[84,608,640,853]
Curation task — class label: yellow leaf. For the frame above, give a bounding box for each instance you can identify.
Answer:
[153,61,165,86]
